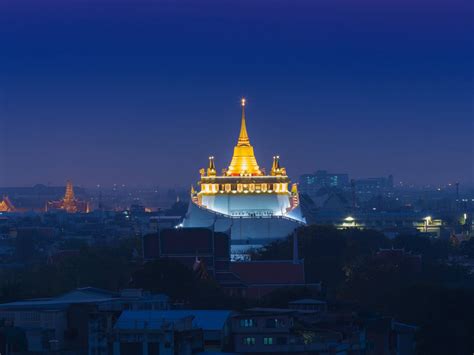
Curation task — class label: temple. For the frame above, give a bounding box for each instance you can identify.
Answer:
[182,99,306,252]
[45,181,90,213]
[0,196,16,212]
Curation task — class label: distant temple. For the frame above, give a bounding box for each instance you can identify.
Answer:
[0,196,16,212]
[182,99,305,251]
[45,181,90,213]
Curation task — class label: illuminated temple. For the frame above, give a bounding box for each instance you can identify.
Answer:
[182,99,306,250]
[45,180,90,213]
[0,196,16,212]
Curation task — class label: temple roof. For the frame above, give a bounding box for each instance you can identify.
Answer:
[0,196,15,212]
[226,98,263,176]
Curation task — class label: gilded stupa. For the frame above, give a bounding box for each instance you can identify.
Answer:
[0,196,16,212]
[45,180,90,213]
[182,99,305,251]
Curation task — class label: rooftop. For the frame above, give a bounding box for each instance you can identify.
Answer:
[115,310,233,331]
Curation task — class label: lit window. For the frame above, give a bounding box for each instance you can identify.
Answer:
[240,319,256,327]
[242,337,256,345]
[263,337,274,345]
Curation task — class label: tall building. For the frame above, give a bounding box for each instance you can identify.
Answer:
[45,180,90,213]
[182,99,305,250]
[354,175,394,193]
[299,170,349,196]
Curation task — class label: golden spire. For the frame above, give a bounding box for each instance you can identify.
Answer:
[226,98,263,176]
[207,156,217,176]
[0,195,15,212]
[64,180,75,202]
[271,155,280,173]
[271,155,287,176]
[238,98,250,146]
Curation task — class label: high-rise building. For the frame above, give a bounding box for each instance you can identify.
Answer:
[182,99,305,250]
[299,170,349,196]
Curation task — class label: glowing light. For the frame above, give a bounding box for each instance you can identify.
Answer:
[344,216,355,222]
[241,97,246,106]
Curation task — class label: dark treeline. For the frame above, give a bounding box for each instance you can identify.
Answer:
[1,225,473,354]
[253,225,474,355]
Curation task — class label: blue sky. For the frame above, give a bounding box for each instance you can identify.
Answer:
[0,0,472,187]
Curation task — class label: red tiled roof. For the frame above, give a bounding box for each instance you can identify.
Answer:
[160,228,212,254]
[230,261,305,285]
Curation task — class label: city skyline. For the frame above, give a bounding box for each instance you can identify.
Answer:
[1,0,472,187]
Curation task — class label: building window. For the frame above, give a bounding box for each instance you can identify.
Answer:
[265,318,285,328]
[240,319,256,328]
[242,337,256,345]
[277,337,287,345]
[263,337,274,345]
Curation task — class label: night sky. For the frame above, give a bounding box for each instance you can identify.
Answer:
[0,0,472,188]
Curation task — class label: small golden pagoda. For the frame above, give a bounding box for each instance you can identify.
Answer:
[0,196,16,212]
[46,180,90,213]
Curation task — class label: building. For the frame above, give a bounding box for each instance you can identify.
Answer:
[45,180,90,213]
[0,287,169,354]
[112,312,202,355]
[364,317,417,355]
[288,298,328,312]
[299,170,349,196]
[143,228,231,279]
[232,307,364,353]
[110,310,232,354]
[182,99,305,251]
[229,260,320,299]
[0,196,16,212]
[143,228,319,299]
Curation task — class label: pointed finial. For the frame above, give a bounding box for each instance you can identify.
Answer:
[238,97,250,146]
[207,156,216,176]
[271,155,282,176]
[64,180,75,202]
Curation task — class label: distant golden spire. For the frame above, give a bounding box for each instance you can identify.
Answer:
[238,98,250,146]
[227,98,263,176]
[64,180,75,202]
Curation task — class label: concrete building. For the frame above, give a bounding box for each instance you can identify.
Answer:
[110,310,232,354]
[232,307,364,354]
[0,287,169,354]
[299,170,350,196]
[112,312,201,355]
